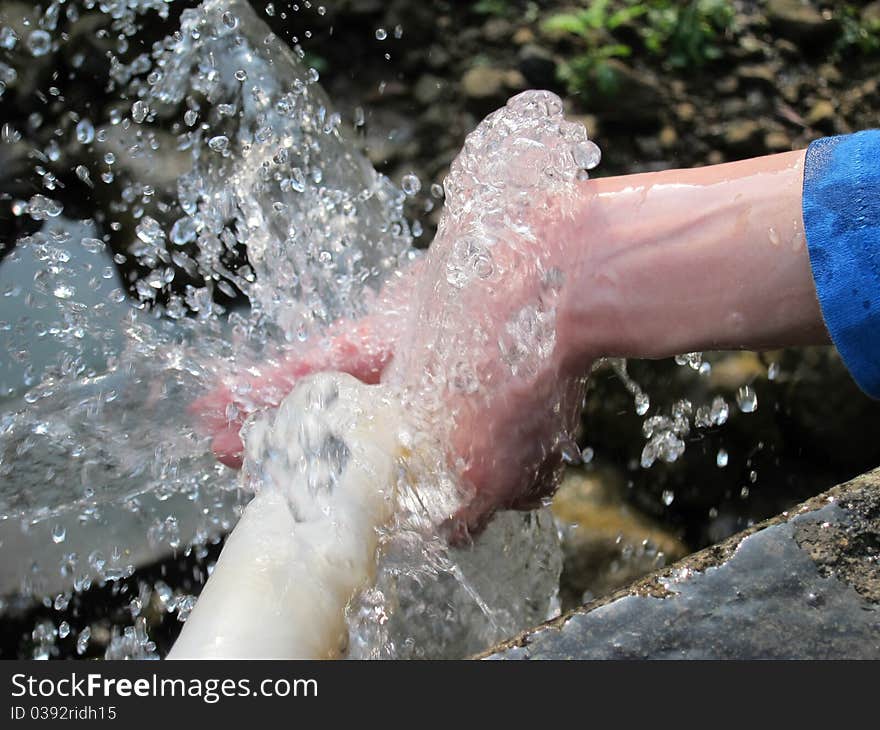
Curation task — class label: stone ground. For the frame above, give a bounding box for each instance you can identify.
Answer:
[482,467,880,658]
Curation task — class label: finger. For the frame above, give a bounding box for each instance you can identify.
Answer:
[212,426,245,469]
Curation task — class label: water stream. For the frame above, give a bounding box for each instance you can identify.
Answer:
[0,0,568,659]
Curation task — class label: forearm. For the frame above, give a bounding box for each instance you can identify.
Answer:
[561,150,829,366]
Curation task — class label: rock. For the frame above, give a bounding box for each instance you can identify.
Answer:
[512,27,535,45]
[773,37,802,57]
[675,102,696,123]
[818,63,842,85]
[461,66,509,100]
[764,130,792,152]
[659,125,678,148]
[483,469,880,659]
[805,99,836,132]
[720,119,764,154]
[425,44,451,70]
[482,17,512,44]
[738,63,779,87]
[552,470,688,609]
[766,0,840,46]
[737,34,767,59]
[715,75,739,95]
[517,44,557,88]
[583,60,664,126]
[863,1,880,26]
[414,74,447,105]
[708,351,766,390]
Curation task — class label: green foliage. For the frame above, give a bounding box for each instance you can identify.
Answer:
[473,0,512,18]
[837,4,880,55]
[641,0,734,68]
[542,1,735,96]
[542,0,646,96]
[302,50,328,74]
[541,0,647,39]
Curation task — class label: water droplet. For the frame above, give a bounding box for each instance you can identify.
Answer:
[170,217,197,245]
[26,194,63,221]
[661,490,675,506]
[716,448,728,468]
[131,100,149,123]
[375,28,387,40]
[51,524,66,544]
[76,627,91,655]
[634,391,650,416]
[736,385,758,413]
[75,164,93,186]
[0,26,18,51]
[208,135,229,153]
[26,30,52,57]
[401,173,421,196]
[767,362,779,381]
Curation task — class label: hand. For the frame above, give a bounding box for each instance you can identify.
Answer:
[193,91,600,535]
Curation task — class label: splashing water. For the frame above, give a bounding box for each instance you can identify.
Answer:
[0,0,583,658]
[0,0,772,660]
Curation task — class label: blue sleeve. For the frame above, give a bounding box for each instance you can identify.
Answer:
[802,130,880,398]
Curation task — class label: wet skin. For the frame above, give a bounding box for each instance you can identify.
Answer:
[193,147,830,534]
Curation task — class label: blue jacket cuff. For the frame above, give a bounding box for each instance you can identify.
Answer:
[802,130,880,398]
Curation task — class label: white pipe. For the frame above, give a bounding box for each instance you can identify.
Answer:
[169,373,406,659]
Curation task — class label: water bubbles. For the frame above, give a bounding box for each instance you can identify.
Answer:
[375,28,387,41]
[0,26,18,51]
[736,385,758,413]
[716,448,729,468]
[31,620,56,659]
[75,119,95,144]
[26,30,52,57]
[170,217,197,245]
[767,362,779,381]
[695,396,729,428]
[131,100,149,124]
[674,352,703,370]
[208,135,229,153]
[135,216,164,246]
[221,11,239,29]
[51,524,66,544]
[234,69,248,82]
[573,140,602,172]
[635,391,650,416]
[58,621,71,639]
[74,165,93,187]
[661,490,675,506]
[401,173,421,196]
[184,109,198,126]
[26,194,63,221]
[76,627,91,656]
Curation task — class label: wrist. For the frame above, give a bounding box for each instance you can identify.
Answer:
[557,150,825,370]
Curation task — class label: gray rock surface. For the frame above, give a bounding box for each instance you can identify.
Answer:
[482,469,880,659]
